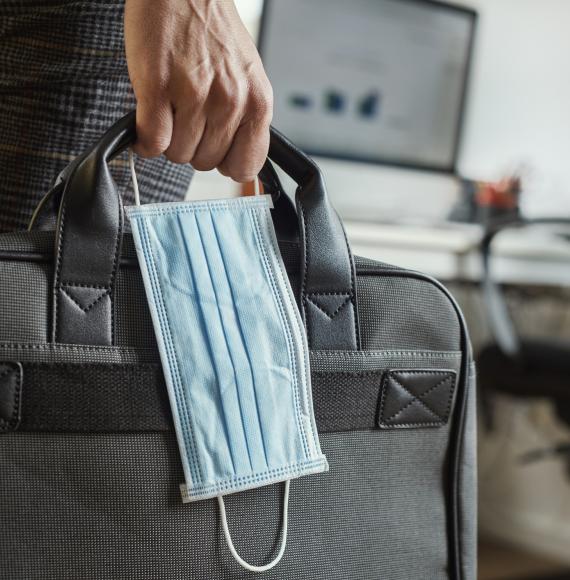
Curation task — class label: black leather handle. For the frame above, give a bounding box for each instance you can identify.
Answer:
[51,111,359,350]
[52,112,133,345]
[264,127,360,350]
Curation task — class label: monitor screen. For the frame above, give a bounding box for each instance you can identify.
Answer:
[259,0,476,172]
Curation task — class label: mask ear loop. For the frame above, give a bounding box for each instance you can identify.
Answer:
[217,479,291,573]
[128,149,141,206]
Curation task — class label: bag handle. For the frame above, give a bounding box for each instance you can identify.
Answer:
[50,111,360,350]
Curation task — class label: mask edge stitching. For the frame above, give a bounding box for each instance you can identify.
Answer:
[250,209,310,459]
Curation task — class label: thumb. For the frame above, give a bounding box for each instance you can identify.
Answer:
[132,97,174,158]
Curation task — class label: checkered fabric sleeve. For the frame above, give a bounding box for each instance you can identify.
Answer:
[0,0,194,233]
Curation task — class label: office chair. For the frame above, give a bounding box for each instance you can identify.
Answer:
[477,218,570,430]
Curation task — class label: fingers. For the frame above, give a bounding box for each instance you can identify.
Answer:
[124,0,273,178]
[218,86,273,182]
[165,83,241,169]
[189,96,243,171]
[133,75,273,182]
[163,105,207,165]
[218,119,271,183]
[132,97,174,158]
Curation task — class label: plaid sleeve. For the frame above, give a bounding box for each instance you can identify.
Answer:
[0,0,193,233]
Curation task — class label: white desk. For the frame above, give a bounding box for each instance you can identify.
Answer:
[345,221,570,286]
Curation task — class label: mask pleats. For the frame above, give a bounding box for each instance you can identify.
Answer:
[174,212,257,479]
[210,209,303,469]
[195,210,270,474]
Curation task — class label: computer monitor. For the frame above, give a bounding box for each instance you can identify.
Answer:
[259,0,477,173]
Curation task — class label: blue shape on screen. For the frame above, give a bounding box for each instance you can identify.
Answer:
[289,94,314,110]
[358,92,381,119]
[324,90,346,114]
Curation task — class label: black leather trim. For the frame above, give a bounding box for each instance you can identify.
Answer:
[46,112,360,351]
[268,128,359,350]
[52,113,132,345]
[0,362,22,433]
[378,370,457,428]
[258,159,298,243]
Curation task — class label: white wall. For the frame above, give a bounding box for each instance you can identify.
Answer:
[195,0,570,220]
[454,0,570,216]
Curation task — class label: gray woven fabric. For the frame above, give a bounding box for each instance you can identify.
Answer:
[0,232,462,354]
[0,260,49,343]
[310,349,462,373]
[0,228,475,578]
[358,275,461,351]
[0,430,450,580]
[0,0,193,233]
[115,266,156,348]
[0,230,53,253]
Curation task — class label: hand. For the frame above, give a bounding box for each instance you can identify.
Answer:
[124,0,273,182]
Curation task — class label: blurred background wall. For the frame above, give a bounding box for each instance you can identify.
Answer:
[220,0,570,222]
[456,0,570,217]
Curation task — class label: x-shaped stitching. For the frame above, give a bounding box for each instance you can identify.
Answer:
[385,374,453,423]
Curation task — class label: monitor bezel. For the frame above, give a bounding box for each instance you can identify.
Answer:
[257,0,478,175]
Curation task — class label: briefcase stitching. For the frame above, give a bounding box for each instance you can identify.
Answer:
[0,362,22,433]
[378,370,456,429]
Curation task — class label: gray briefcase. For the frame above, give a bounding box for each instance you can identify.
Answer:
[0,112,476,579]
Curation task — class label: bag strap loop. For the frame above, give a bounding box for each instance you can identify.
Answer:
[49,111,359,350]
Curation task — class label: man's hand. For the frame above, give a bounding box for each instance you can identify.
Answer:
[125,0,273,182]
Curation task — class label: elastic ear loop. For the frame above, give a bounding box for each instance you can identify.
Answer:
[217,479,291,573]
[128,149,141,206]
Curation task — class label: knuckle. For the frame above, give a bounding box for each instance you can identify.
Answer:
[191,157,217,172]
[255,97,273,119]
[251,88,273,120]
[225,90,243,110]
[164,149,188,164]
[222,81,247,110]
[137,141,167,158]
[136,123,171,157]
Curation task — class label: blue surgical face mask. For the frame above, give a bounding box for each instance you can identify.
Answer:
[126,160,328,572]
